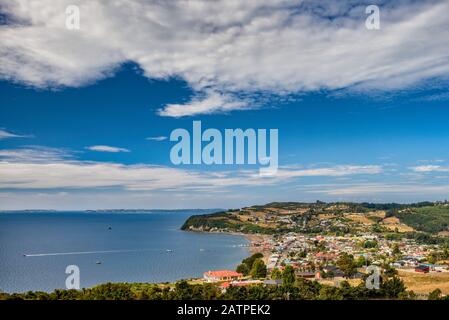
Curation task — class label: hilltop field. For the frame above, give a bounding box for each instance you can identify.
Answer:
[181,201,449,239]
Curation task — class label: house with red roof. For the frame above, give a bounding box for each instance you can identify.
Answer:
[203,270,244,282]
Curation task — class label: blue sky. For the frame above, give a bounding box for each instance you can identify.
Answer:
[1,1,449,209]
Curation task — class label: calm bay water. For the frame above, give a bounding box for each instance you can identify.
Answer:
[0,211,249,293]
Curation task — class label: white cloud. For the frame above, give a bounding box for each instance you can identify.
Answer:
[306,182,449,196]
[416,159,445,163]
[275,165,383,178]
[158,91,248,117]
[0,161,204,190]
[0,146,72,162]
[0,129,32,140]
[1,1,449,116]
[410,165,449,173]
[0,147,383,192]
[145,136,167,141]
[86,145,130,153]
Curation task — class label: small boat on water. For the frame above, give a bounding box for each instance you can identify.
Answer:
[166,249,173,253]
[96,261,102,264]
[199,248,205,251]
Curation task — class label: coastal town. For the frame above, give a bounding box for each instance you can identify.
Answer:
[182,202,449,297]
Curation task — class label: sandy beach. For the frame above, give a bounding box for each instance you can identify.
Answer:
[243,233,272,262]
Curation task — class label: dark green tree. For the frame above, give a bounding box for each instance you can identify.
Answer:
[250,259,267,279]
[282,265,296,287]
[270,268,282,280]
[381,276,406,298]
[242,253,263,266]
[173,281,194,299]
[382,264,398,277]
[236,263,250,275]
[355,255,367,267]
[392,243,401,257]
[428,288,442,300]
[85,283,134,300]
[336,253,357,278]
[363,240,378,249]
[318,286,344,300]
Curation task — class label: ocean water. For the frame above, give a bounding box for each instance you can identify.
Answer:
[0,211,249,293]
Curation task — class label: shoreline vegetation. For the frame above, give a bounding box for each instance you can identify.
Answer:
[2,201,449,300]
[1,255,446,300]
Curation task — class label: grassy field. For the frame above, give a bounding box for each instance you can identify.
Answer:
[382,217,414,232]
[398,269,449,295]
[319,278,363,287]
[316,270,449,296]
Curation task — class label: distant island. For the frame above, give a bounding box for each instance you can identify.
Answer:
[0,209,221,214]
[84,209,221,213]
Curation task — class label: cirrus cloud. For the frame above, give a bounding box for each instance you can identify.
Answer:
[0,129,33,140]
[86,145,130,153]
[145,136,167,141]
[411,165,449,173]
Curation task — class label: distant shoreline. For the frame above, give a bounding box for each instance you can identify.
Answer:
[0,209,222,213]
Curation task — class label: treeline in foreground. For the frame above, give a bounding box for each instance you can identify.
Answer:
[1,276,447,300]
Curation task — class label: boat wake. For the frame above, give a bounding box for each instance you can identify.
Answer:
[22,248,166,257]
[23,244,247,257]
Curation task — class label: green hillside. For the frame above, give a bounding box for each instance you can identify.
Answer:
[395,206,449,233]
